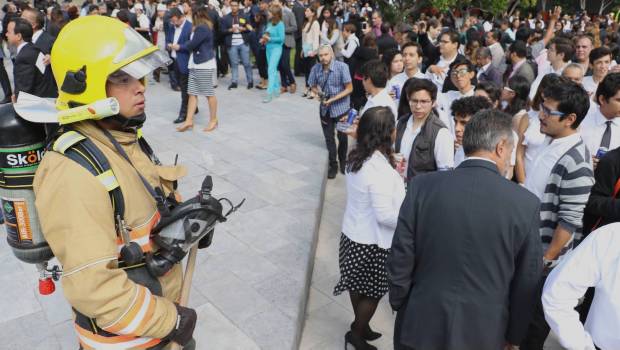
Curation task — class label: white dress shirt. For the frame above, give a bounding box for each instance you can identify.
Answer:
[360,88,398,121]
[426,53,458,92]
[579,105,620,155]
[342,151,406,249]
[32,30,43,44]
[171,19,186,59]
[400,116,454,171]
[387,70,426,103]
[543,223,620,350]
[524,133,581,200]
[437,87,475,134]
[582,76,600,98]
[15,42,27,56]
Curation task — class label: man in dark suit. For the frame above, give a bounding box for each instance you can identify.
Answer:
[292,0,305,76]
[21,8,54,54]
[165,8,192,123]
[376,22,398,56]
[504,40,535,85]
[476,47,502,86]
[7,18,57,101]
[388,109,542,350]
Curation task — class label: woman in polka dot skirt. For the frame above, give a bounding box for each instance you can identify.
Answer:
[334,106,406,350]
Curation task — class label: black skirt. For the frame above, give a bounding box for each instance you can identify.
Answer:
[333,233,390,299]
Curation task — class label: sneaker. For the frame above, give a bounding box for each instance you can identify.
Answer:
[228,83,238,90]
[327,165,337,179]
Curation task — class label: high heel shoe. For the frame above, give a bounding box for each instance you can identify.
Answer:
[350,322,381,341]
[176,123,193,132]
[344,331,377,350]
[203,119,218,132]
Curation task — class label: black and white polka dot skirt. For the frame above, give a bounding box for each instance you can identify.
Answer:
[333,233,389,299]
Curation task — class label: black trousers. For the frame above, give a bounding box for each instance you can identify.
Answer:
[174,65,189,120]
[0,58,11,98]
[257,47,268,80]
[294,37,303,76]
[216,43,229,76]
[321,111,347,168]
[168,58,179,90]
[278,46,295,87]
[302,56,316,87]
[520,276,549,350]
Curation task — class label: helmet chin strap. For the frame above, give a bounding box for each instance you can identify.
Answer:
[104,113,147,131]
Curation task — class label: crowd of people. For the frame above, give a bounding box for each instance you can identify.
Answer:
[1,0,620,349]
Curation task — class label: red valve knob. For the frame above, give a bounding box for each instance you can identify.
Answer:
[39,278,55,295]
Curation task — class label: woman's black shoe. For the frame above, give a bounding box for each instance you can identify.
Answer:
[350,322,381,341]
[344,331,377,350]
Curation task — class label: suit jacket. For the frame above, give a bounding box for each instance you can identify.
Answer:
[178,24,215,64]
[220,12,252,48]
[34,30,55,54]
[282,7,297,49]
[510,60,536,85]
[165,20,192,75]
[478,64,503,87]
[13,43,57,98]
[418,32,439,69]
[292,1,305,40]
[583,147,620,237]
[387,159,542,350]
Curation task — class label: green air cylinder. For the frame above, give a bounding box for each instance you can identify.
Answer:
[0,103,52,264]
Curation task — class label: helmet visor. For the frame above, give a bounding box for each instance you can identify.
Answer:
[120,50,171,79]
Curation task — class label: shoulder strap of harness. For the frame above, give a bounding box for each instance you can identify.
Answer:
[51,130,125,220]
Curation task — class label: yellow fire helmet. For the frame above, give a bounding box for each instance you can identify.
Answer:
[51,15,170,112]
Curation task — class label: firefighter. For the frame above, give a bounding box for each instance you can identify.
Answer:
[32,16,197,349]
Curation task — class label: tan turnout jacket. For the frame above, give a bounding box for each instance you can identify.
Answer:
[33,121,187,349]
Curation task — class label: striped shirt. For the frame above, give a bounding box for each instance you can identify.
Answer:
[308,59,352,118]
[539,139,594,264]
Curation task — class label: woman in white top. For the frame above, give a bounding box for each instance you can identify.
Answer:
[320,18,344,59]
[301,7,320,98]
[515,73,557,184]
[333,106,405,350]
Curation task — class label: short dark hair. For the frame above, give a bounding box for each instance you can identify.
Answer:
[22,8,45,30]
[551,38,575,63]
[380,22,390,35]
[116,9,130,23]
[441,29,460,47]
[9,17,33,42]
[487,29,500,42]
[590,46,612,64]
[532,73,564,111]
[543,78,590,129]
[595,72,620,105]
[463,109,514,156]
[405,77,437,101]
[515,27,532,42]
[360,59,388,88]
[427,19,440,29]
[476,81,501,105]
[169,7,183,18]
[451,96,493,117]
[449,57,476,75]
[401,41,423,56]
[510,40,527,58]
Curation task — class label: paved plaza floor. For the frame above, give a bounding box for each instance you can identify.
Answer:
[0,73,328,349]
[0,67,567,350]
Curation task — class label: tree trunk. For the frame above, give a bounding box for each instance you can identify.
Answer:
[599,0,613,15]
[580,0,586,10]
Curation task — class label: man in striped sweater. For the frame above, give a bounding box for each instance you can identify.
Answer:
[521,78,595,350]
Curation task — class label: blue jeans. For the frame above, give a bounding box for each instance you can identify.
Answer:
[227,44,253,85]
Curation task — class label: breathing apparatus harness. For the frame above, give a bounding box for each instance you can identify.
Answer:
[42,119,244,282]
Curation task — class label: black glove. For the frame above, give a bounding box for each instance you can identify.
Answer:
[166,304,197,346]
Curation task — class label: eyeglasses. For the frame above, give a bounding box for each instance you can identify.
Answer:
[408,99,433,106]
[450,68,469,77]
[540,104,565,117]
